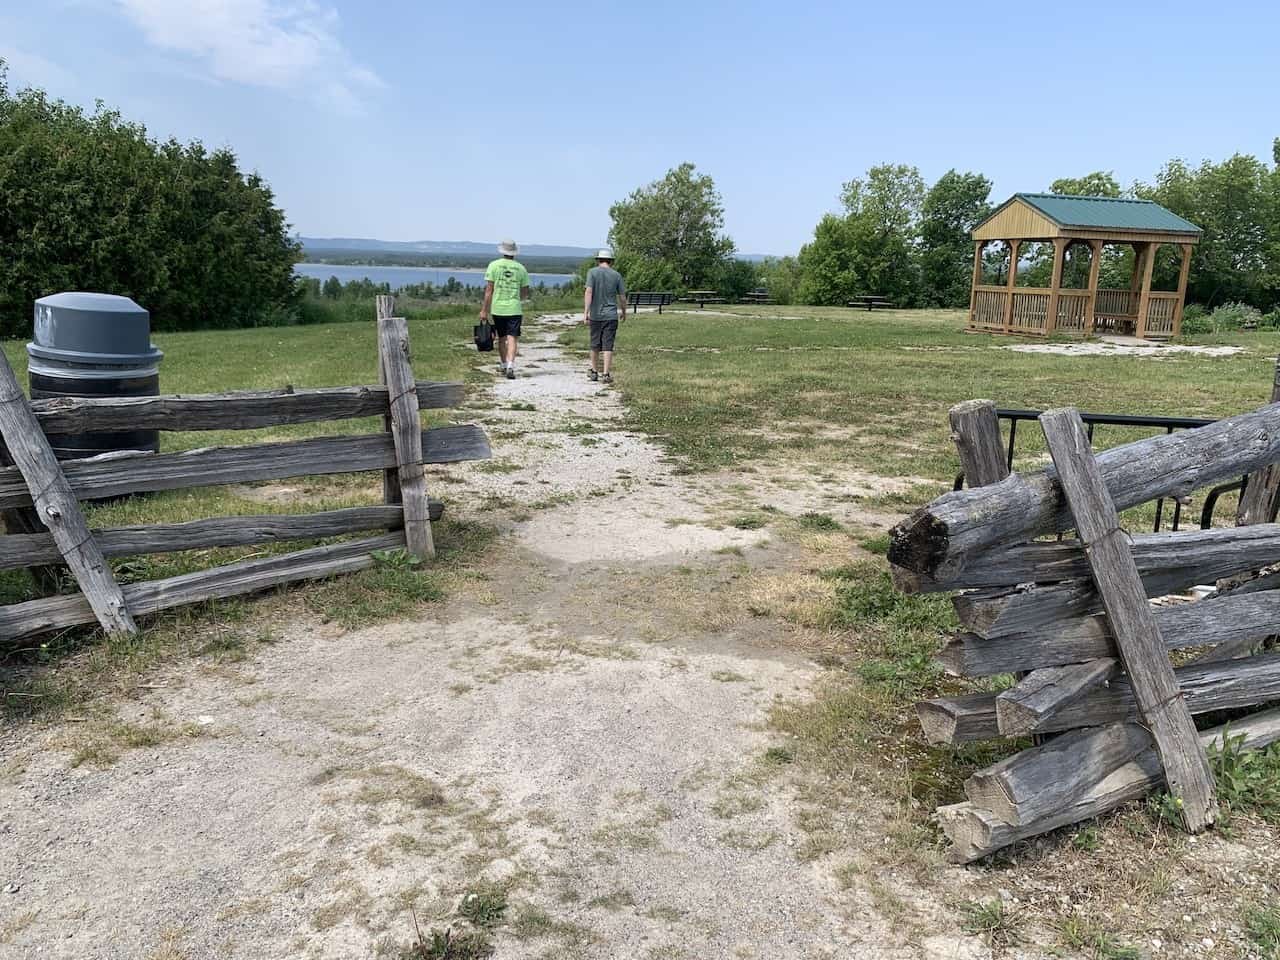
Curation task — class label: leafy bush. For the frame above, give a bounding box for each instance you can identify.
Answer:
[1206,301,1263,331]
[0,64,298,335]
[1261,309,1280,330]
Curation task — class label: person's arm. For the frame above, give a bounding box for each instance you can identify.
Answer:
[480,281,494,320]
[520,284,531,302]
[618,292,627,322]
[583,284,593,325]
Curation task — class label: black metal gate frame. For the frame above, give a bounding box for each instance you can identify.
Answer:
[952,408,1257,532]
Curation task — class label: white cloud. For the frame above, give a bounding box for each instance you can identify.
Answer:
[115,0,381,111]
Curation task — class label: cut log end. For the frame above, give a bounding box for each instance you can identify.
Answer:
[887,509,950,577]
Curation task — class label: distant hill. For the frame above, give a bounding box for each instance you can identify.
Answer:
[299,237,598,259]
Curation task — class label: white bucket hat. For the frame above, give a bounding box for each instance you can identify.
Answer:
[498,239,519,256]
[596,247,614,260]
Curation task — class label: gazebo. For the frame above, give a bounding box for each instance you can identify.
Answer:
[968,194,1202,339]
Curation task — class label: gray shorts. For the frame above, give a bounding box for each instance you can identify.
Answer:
[590,318,618,351]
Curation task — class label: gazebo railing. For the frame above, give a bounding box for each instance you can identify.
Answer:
[1056,291,1090,331]
[969,286,1180,337]
[1146,293,1179,336]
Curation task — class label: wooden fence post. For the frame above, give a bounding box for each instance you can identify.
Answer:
[1039,407,1217,831]
[377,316,435,560]
[1237,355,1280,526]
[0,352,136,636]
[375,296,401,507]
[949,399,1007,488]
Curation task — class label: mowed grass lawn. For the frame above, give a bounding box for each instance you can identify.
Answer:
[562,304,1280,510]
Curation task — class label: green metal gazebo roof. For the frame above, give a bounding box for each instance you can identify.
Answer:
[1014,193,1202,236]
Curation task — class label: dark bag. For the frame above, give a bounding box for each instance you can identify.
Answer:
[473,320,494,352]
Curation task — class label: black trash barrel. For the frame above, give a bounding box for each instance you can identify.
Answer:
[27,292,163,460]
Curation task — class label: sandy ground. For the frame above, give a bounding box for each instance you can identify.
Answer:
[0,315,989,959]
[1002,336,1242,358]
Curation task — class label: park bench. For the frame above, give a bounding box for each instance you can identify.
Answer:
[847,295,894,311]
[682,290,726,308]
[740,290,774,305]
[629,291,676,314]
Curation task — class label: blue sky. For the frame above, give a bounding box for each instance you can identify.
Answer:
[2,1,1276,255]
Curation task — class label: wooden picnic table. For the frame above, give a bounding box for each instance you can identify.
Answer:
[847,295,895,311]
[740,291,774,305]
[683,290,725,308]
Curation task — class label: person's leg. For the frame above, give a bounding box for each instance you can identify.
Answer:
[507,336,519,365]
[588,321,602,379]
[600,319,618,379]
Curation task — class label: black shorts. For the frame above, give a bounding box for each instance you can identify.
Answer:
[590,318,618,351]
[493,315,522,338]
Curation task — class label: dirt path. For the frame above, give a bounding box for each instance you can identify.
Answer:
[0,315,973,959]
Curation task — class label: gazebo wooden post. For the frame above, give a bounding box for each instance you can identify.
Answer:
[1003,240,1020,333]
[1045,238,1067,336]
[968,241,984,327]
[1173,243,1193,336]
[1084,240,1104,335]
[1136,241,1157,339]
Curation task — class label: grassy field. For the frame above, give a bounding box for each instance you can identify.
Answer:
[561,304,1280,487]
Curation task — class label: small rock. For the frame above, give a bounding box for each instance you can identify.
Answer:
[196,715,215,726]
[3,883,19,894]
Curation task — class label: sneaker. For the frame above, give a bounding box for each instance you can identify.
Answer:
[587,369,599,382]
[602,372,613,385]
[505,366,516,380]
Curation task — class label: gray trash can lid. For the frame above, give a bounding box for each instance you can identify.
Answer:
[29,292,163,366]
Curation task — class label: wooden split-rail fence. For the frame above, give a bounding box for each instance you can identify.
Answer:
[0,295,489,644]
[889,396,1280,862]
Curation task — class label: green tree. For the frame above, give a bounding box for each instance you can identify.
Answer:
[797,215,860,305]
[322,276,344,298]
[799,164,925,306]
[1050,172,1124,197]
[918,170,993,307]
[0,60,300,335]
[715,258,760,301]
[607,162,735,289]
[756,256,802,305]
[1140,153,1279,308]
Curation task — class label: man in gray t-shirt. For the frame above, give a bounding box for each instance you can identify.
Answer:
[583,248,627,384]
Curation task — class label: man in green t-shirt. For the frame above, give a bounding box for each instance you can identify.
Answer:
[480,239,531,379]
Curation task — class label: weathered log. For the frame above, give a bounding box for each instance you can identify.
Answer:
[0,353,136,637]
[964,722,1151,826]
[939,583,1280,676]
[0,504,445,571]
[1237,356,1280,525]
[950,400,1009,488]
[378,316,434,560]
[939,706,1280,863]
[918,652,1280,744]
[896,524,1280,596]
[0,425,490,509]
[27,381,464,436]
[0,532,406,642]
[889,400,1280,578]
[954,580,1100,639]
[995,659,1118,736]
[375,297,401,506]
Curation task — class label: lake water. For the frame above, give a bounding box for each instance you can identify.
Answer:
[294,262,574,290]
